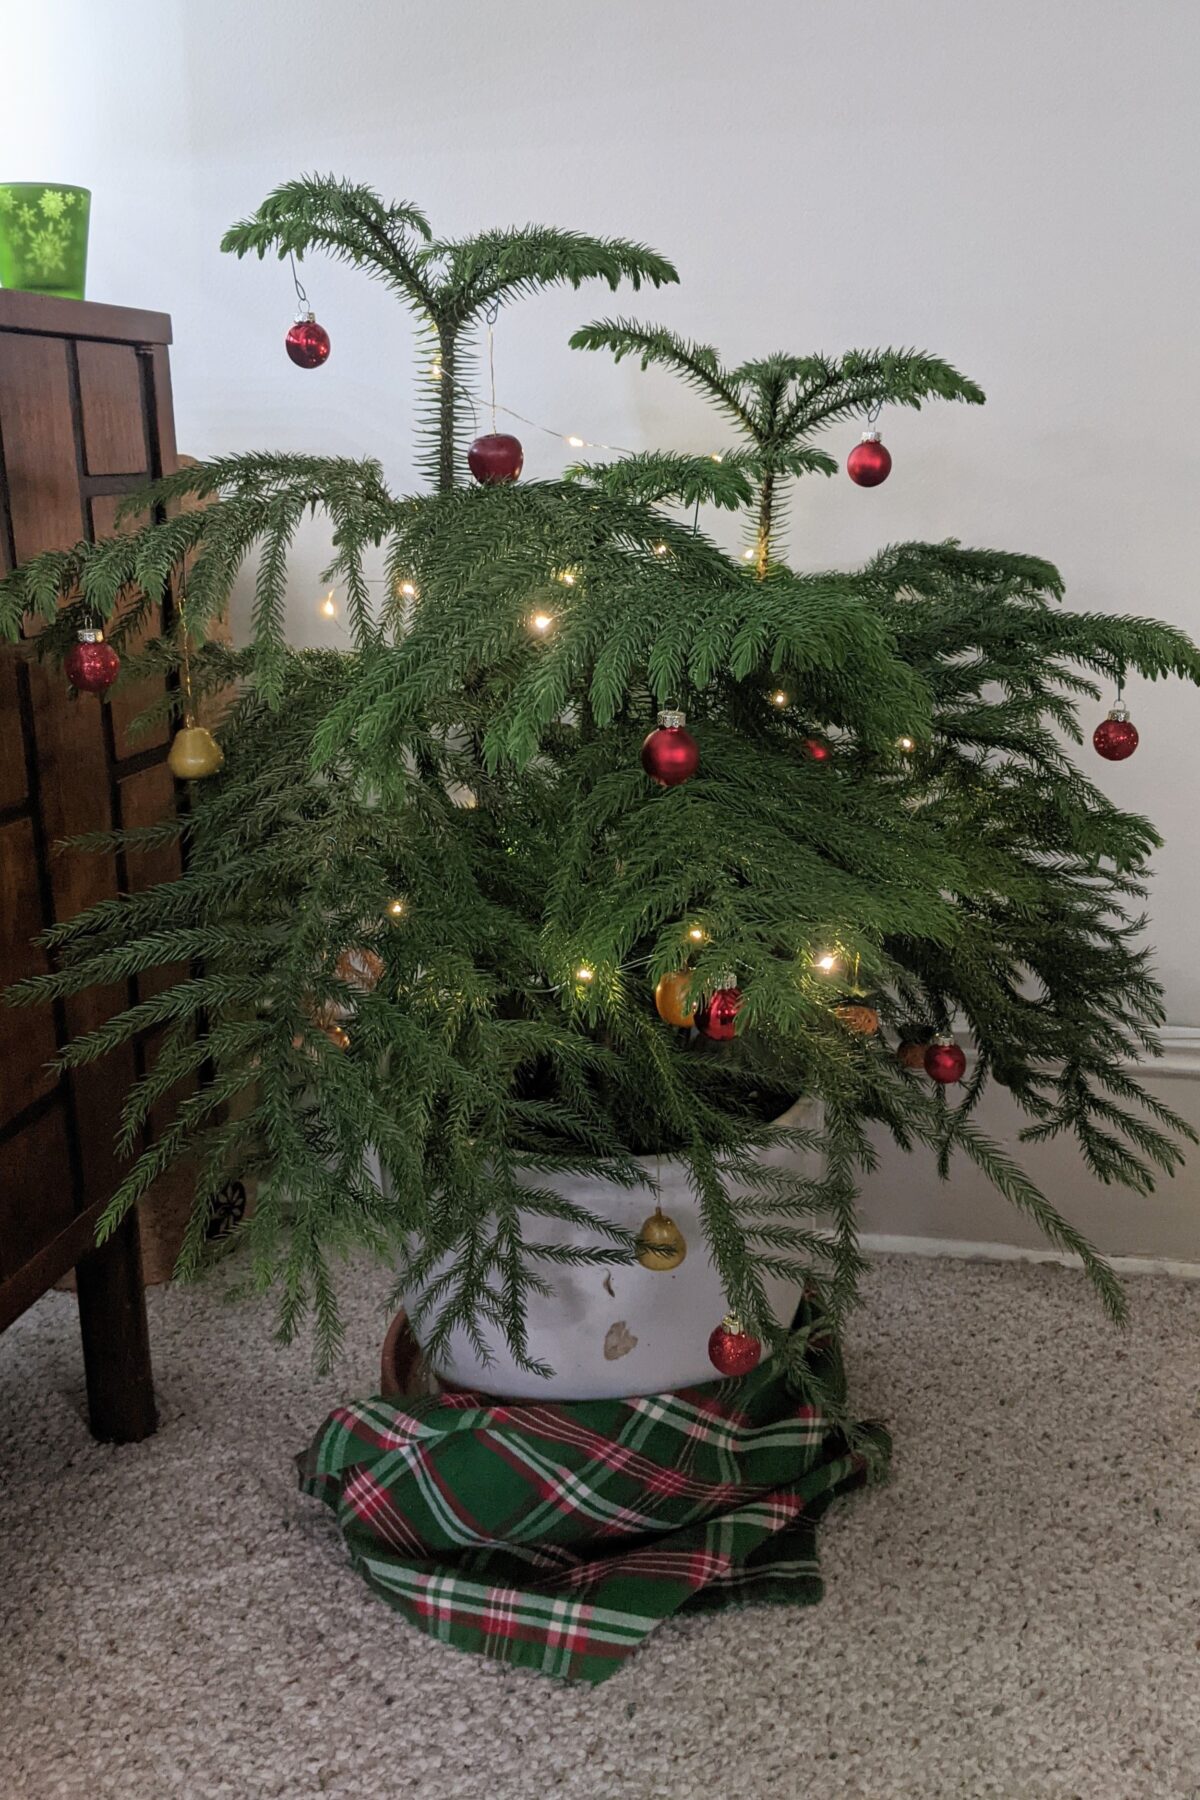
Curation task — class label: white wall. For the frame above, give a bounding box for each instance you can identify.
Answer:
[10,0,1200,1252]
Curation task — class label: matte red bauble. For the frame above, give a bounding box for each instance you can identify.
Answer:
[697,982,742,1041]
[924,1038,967,1084]
[467,432,524,484]
[64,629,121,696]
[285,314,331,369]
[803,737,830,762]
[707,1315,762,1376]
[1093,705,1138,762]
[846,431,892,487]
[641,708,699,787]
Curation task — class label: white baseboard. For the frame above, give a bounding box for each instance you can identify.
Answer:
[860,1232,1200,1280]
[948,1024,1200,1080]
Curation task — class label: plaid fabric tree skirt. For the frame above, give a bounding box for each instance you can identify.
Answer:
[299,1329,884,1685]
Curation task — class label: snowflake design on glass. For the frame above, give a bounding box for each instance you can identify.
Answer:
[0,187,86,289]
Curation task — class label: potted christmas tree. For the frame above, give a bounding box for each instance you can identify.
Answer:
[3,177,1196,1404]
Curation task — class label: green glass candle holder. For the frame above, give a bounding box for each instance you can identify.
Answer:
[0,184,91,300]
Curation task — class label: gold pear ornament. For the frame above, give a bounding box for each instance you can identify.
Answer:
[168,722,224,780]
[636,1206,687,1272]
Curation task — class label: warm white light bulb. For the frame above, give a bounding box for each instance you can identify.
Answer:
[557,569,576,586]
[576,965,594,983]
[532,612,553,634]
[816,953,837,973]
[653,543,668,556]
[387,898,407,921]
[710,453,724,464]
[898,735,916,753]
[429,359,443,380]
[742,548,755,562]
[688,926,706,944]
[320,592,337,618]
[399,581,418,600]
[771,690,788,707]
[567,435,585,448]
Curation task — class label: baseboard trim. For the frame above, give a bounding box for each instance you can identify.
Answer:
[947,1024,1200,1080]
[860,1232,1200,1280]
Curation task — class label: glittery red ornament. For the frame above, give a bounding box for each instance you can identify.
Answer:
[1093,704,1138,762]
[803,737,830,763]
[467,432,524,484]
[924,1038,967,1084]
[285,313,331,369]
[64,629,120,696]
[846,431,892,487]
[697,981,742,1042]
[641,708,699,787]
[707,1315,762,1376]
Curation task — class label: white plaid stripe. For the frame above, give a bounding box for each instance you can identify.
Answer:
[493,1433,661,1538]
[361,1560,655,1644]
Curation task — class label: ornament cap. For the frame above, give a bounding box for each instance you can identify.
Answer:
[722,1313,743,1334]
[77,628,104,643]
[861,430,882,443]
[1107,701,1131,722]
[658,706,687,730]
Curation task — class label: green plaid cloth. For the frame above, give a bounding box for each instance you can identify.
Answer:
[299,1327,883,1685]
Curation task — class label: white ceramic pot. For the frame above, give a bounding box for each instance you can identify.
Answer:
[403,1099,818,1401]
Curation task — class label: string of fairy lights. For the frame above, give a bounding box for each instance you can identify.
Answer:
[294,312,928,1029]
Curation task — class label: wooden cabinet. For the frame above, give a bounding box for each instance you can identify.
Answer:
[0,291,180,1441]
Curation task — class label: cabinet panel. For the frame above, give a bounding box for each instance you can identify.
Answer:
[0,817,59,1125]
[77,341,148,475]
[90,496,169,756]
[0,1100,75,1280]
[0,335,83,568]
[119,759,184,1003]
[0,644,28,810]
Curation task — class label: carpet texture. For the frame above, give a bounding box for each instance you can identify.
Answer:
[1,1254,1198,1800]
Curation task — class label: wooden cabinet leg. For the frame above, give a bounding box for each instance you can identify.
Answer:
[74,1209,157,1443]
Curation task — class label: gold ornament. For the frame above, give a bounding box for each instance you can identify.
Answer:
[654,969,695,1028]
[335,947,384,991]
[168,724,224,780]
[835,1001,879,1036]
[636,1207,687,1271]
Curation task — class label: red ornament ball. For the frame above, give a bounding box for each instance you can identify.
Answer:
[1093,708,1139,762]
[467,432,524,485]
[846,432,892,487]
[285,314,331,369]
[803,737,830,763]
[697,982,742,1042]
[641,709,699,787]
[708,1315,762,1377]
[64,630,120,696]
[924,1039,967,1084]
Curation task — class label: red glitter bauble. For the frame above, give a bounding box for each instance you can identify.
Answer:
[641,710,699,787]
[467,433,524,484]
[697,983,742,1042]
[924,1039,967,1084]
[846,432,892,487]
[803,737,830,762]
[285,314,331,369]
[64,631,121,696]
[707,1316,762,1377]
[1093,709,1139,762]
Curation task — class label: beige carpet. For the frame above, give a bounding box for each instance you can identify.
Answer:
[1,1253,1198,1800]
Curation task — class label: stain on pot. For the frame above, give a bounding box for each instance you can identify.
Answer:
[603,1320,638,1361]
